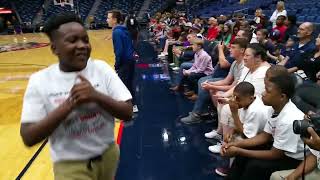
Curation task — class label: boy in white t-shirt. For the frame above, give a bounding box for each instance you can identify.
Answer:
[20,13,133,180]
[221,73,305,180]
[214,82,269,176]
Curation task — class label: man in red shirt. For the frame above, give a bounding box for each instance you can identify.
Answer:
[207,17,220,41]
[272,15,287,43]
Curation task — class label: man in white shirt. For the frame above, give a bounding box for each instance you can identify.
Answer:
[20,13,133,180]
[221,73,305,180]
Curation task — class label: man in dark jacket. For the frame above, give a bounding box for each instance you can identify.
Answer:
[107,10,138,112]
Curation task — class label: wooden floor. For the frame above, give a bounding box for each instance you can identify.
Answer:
[0,30,118,180]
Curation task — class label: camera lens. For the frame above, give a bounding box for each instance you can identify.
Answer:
[293,120,312,138]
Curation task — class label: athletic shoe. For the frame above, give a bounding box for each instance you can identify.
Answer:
[181,113,202,124]
[172,67,180,71]
[205,130,222,141]
[208,143,222,153]
[215,167,229,177]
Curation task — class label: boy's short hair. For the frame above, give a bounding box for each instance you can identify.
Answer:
[234,82,255,97]
[257,29,269,38]
[266,65,289,78]
[269,74,295,99]
[192,39,204,48]
[43,13,83,41]
[107,9,123,24]
[232,38,248,49]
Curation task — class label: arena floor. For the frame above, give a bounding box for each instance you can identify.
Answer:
[0,30,120,180]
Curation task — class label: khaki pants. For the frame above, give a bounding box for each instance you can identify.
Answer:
[270,168,320,180]
[53,143,120,180]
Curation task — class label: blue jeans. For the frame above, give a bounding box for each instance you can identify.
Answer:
[159,37,167,50]
[175,62,193,86]
[192,76,223,114]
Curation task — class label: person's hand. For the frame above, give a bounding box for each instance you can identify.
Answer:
[223,132,233,143]
[303,127,320,151]
[70,75,99,105]
[285,173,298,180]
[183,69,190,76]
[229,96,239,114]
[173,48,182,56]
[221,145,239,157]
[217,97,229,104]
[213,92,228,104]
[218,41,224,51]
[221,142,237,156]
[201,81,212,90]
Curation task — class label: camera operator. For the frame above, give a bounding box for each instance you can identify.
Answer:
[270,113,320,180]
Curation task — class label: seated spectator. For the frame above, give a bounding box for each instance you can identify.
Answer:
[284,15,297,42]
[284,22,316,70]
[215,43,270,99]
[208,44,270,153]
[160,31,187,56]
[270,1,287,28]
[256,29,275,61]
[214,82,269,176]
[229,26,239,46]
[170,39,213,93]
[254,8,262,25]
[216,23,233,46]
[206,17,220,41]
[272,37,295,65]
[201,38,248,135]
[169,33,197,65]
[272,15,287,43]
[154,21,170,49]
[287,33,320,83]
[180,30,254,123]
[222,73,305,180]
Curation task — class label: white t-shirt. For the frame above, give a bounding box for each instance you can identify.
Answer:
[310,149,320,170]
[21,59,132,162]
[239,65,269,98]
[239,97,269,138]
[264,101,305,160]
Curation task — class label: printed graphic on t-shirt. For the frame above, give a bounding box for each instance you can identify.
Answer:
[48,83,105,138]
[63,110,106,138]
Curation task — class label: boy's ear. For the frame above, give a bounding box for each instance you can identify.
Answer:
[280,93,287,101]
[51,43,58,55]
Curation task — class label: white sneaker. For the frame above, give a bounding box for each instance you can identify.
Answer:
[208,143,222,153]
[169,63,175,67]
[172,67,180,71]
[133,105,139,113]
[204,129,221,139]
[161,52,168,56]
